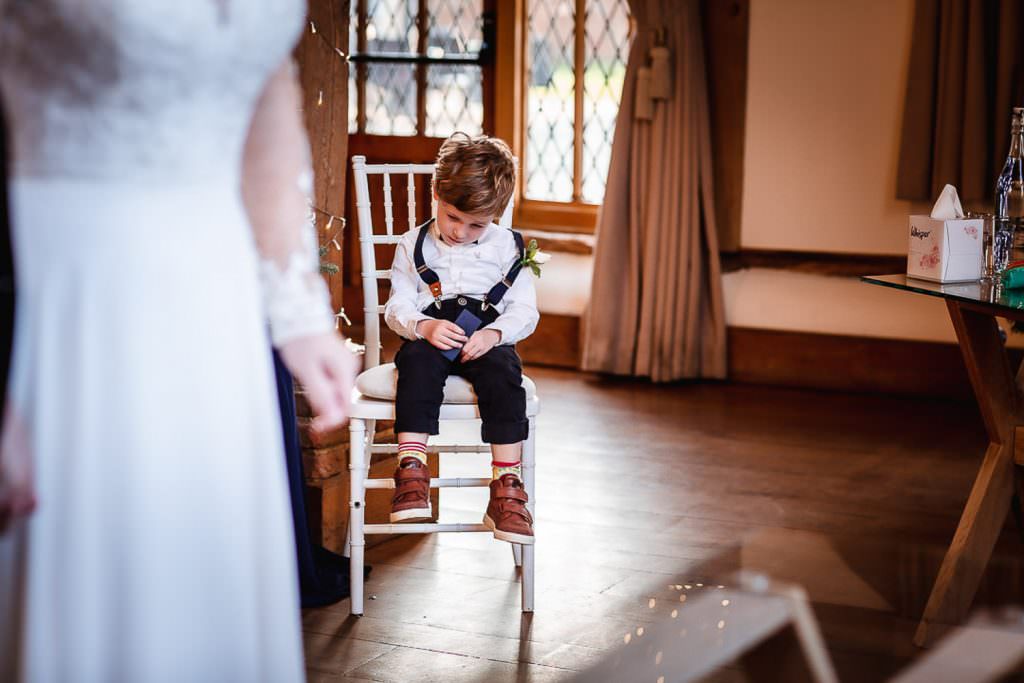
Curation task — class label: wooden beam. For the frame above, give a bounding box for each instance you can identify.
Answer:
[415,2,428,135]
[295,0,351,316]
[494,0,524,153]
[701,0,749,252]
[573,0,585,202]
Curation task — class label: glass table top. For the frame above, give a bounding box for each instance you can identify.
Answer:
[863,273,1024,315]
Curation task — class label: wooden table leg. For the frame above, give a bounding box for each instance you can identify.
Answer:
[914,302,1019,647]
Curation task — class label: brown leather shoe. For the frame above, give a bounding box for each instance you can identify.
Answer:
[483,474,534,544]
[390,457,432,522]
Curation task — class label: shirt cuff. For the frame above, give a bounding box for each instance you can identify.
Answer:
[483,319,517,345]
[407,314,431,340]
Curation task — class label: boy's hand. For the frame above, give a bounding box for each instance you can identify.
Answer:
[460,328,501,362]
[417,319,469,351]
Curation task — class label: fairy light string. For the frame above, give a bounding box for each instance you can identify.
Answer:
[308,21,350,64]
[305,21,351,329]
[310,207,347,328]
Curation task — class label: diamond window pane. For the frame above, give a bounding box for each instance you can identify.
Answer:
[362,0,419,54]
[425,65,483,137]
[349,0,484,137]
[525,0,631,203]
[525,0,576,202]
[349,3,358,56]
[582,0,631,203]
[427,0,483,56]
[365,63,417,136]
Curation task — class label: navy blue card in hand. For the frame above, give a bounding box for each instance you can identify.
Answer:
[442,308,483,361]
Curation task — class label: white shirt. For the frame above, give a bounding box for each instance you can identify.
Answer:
[385,222,540,345]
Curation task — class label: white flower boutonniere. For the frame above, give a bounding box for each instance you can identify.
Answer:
[520,239,551,277]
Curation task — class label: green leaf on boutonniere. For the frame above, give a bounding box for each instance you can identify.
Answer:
[519,238,550,277]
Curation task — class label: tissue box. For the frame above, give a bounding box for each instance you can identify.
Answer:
[906,215,982,283]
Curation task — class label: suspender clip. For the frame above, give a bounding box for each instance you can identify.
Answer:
[429,281,443,309]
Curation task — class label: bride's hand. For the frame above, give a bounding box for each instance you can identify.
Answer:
[0,406,36,534]
[278,332,360,431]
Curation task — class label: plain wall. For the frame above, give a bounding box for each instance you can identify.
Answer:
[563,0,985,345]
[740,0,929,254]
[723,0,993,346]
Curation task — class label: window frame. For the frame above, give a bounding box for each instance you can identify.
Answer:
[348,0,496,138]
[495,0,629,235]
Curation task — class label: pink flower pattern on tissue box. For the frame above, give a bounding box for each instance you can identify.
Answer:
[906,215,983,283]
[919,244,940,269]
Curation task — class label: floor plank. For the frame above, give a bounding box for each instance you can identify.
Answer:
[304,367,1023,681]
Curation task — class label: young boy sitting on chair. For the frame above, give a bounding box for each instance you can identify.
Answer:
[383,132,538,545]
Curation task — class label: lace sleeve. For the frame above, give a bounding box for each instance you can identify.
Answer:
[242,59,334,347]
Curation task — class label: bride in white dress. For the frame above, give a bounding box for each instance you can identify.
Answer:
[0,1,357,680]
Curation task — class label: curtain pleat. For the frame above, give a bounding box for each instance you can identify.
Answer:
[581,0,726,382]
[897,0,1024,203]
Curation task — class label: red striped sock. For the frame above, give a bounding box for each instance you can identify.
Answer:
[492,460,521,480]
[398,440,427,466]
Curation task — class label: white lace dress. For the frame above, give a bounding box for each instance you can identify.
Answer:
[0,2,333,680]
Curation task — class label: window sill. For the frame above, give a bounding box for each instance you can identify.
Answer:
[518,229,594,255]
[514,200,597,235]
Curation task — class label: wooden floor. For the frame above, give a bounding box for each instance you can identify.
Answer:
[302,366,1024,682]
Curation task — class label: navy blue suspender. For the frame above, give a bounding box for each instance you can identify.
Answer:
[413,219,444,304]
[412,218,526,310]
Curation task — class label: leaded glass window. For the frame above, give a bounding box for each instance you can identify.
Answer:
[525,0,631,204]
[349,0,487,138]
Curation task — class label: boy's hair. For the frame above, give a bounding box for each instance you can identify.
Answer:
[433,132,516,220]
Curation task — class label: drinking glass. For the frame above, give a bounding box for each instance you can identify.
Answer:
[981,214,1013,280]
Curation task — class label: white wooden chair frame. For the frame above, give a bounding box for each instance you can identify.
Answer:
[344,154,537,615]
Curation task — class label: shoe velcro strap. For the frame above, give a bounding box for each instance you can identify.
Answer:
[394,479,429,502]
[495,486,528,502]
[396,467,431,482]
[498,506,533,523]
[396,478,428,493]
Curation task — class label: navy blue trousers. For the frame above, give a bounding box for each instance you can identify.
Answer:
[394,339,528,444]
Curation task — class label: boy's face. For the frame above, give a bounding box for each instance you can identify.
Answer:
[434,194,494,245]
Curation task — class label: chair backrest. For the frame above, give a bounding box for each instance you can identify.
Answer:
[351,154,516,369]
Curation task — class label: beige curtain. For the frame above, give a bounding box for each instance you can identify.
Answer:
[897,0,1024,203]
[581,0,726,382]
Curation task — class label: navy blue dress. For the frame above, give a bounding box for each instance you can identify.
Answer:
[1,106,13,417]
[272,350,368,608]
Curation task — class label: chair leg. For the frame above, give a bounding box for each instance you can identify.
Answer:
[521,416,537,612]
[521,543,535,613]
[349,418,368,616]
[512,543,523,568]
